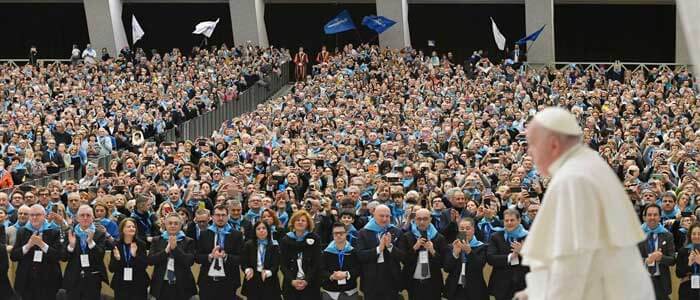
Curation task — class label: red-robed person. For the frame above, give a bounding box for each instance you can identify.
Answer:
[316,46,331,65]
[293,47,309,82]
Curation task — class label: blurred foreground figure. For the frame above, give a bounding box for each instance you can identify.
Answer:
[515,107,655,300]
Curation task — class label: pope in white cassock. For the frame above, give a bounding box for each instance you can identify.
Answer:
[515,107,655,300]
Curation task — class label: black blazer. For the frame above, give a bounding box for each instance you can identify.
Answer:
[356,226,405,295]
[195,228,244,288]
[279,232,322,300]
[397,231,447,296]
[319,245,360,292]
[444,243,489,300]
[675,246,700,300]
[637,231,676,296]
[10,227,64,296]
[0,226,13,299]
[486,231,529,300]
[147,236,197,299]
[41,150,64,173]
[108,239,150,295]
[241,239,282,300]
[62,229,108,290]
[230,218,254,241]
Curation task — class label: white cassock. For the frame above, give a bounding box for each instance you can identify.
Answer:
[521,144,655,300]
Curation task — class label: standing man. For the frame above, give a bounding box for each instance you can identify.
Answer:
[196,204,244,300]
[356,204,404,300]
[486,209,529,300]
[398,208,447,300]
[516,107,655,299]
[638,204,676,300]
[10,204,63,300]
[293,47,309,82]
[63,205,107,299]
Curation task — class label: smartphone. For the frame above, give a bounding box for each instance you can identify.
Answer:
[488,157,500,163]
[420,230,428,239]
[510,186,522,193]
[651,173,664,180]
[682,211,692,218]
[457,231,467,242]
[255,146,264,153]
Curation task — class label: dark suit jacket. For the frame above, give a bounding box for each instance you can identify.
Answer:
[637,231,676,295]
[356,226,405,296]
[0,226,14,299]
[319,246,360,292]
[195,228,244,289]
[486,231,529,300]
[397,231,447,296]
[279,232,322,300]
[10,227,63,296]
[444,243,489,300]
[108,239,150,295]
[62,229,108,290]
[41,150,64,174]
[147,236,197,298]
[241,239,282,299]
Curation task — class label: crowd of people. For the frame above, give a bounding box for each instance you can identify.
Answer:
[0,42,288,190]
[0,41,696,300]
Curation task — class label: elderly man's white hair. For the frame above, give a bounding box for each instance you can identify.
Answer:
[77,204,93,216]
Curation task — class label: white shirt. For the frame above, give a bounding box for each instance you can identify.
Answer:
[521,145,655,300]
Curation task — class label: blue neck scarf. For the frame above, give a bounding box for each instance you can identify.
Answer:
[410,222,438,240]
[161,230,186,241]
[278,211,289,227]
[208,223,232,248]
[228,218,242,231]
[642,223,669,234]
[24,220,51,233]
[661,206,680,221]
[286,230,309,242]
[131,210,152,231]
[74,223,96,252]
[244,208,261,223]
[324,240,353,254]
[685,243,700,249]
[478,217,503,241]
[363,218,394,234]
[504,224,528,243]
[347,224,358,244]
[169,198,184,210]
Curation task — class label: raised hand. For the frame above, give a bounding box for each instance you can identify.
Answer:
[113,246,121,261]
[67,231,77,249]
[130,243,138,257]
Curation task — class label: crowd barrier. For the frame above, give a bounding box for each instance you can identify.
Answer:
[522,61,693,75]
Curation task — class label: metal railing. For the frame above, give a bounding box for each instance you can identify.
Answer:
[522,61,694,73]
[159,62,291,142]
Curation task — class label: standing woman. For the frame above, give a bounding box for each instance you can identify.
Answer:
[242,221,282,300]
[280,210,321,300]
[676,222,700,300]
[261,208,284,242]
[148,213,197,300]
[109,218,149,300]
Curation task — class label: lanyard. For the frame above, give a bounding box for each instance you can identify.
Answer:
[217,231,225,248]
[694,263,699,275]
[258,244,266,266]
[648,234,657,253]
[338,252,345,269]
[122,244,132,266]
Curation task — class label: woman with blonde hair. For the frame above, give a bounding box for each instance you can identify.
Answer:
[280,210,321,300]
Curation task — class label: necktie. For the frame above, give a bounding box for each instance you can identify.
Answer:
[647,233,658,275]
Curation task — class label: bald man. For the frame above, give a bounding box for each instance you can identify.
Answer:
[7,204,30,248]
[398,208,447,300]
[63,205,107,300]
[516,107,654,300]
[357,204,405,300]
[10,204,63,300]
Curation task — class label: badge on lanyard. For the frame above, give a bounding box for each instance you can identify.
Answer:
[123,267,133,281]
[80,254,90,268]
[167,258,175,271]
[33,250,43,263]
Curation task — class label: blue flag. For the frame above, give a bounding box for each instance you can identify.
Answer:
[516,25,545,45]
[324,10,356,34]
[362,15,396,34]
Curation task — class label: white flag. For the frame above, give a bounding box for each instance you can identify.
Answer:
[193,18,220,38]
[132,15,145,44]
[491,17,506,51]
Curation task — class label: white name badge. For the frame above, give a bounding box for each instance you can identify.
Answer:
[167,258,175,272]
[80,254,90,268]
[123,267,133,281]
[692,275,700,289]
[257,265,263,272]
[418,250,429,264]
[33,250,43,263]
[338,278,347,285]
